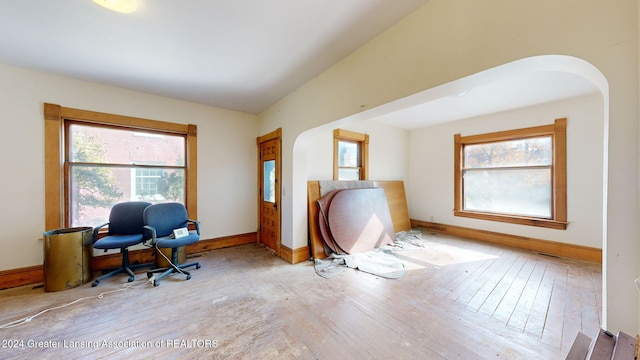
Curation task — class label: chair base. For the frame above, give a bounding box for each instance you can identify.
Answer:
[147,247,200,286]
[147,261,200,286]
[91,262,153,287]
[91,248,153,287]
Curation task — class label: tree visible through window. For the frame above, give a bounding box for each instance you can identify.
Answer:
[454,118,567,229]
[69,131,123,223]
[67,122,186,227]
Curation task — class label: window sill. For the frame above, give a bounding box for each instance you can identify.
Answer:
[453,210,568,230]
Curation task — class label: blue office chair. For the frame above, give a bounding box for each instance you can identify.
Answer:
[143,202,201,286]
[92,201,151,287]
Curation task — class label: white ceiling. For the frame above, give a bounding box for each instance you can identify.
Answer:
[373,70,601,129]
[0,0,429,114]
[0,1,599,126]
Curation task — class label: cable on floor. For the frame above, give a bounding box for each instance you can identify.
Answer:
[0,280,151,329]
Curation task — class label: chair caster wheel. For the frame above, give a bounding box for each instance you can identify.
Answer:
[147,273,153,278]
[91,281,99,287]
[153,280,159,287]
[186,275,191,280]
[128,276,134,282]
[196,264,201,269]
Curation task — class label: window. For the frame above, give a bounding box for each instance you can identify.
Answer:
[133,168,164,200]
[263,160,276,203]
[67,123,186,227]
[333,129,369,180]
[44,103,197,230]
[454,118,567,230]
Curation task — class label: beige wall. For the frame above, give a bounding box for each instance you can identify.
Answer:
[409,93,604,249]
[306,93,605,251]
[259,0,638,334]
[0,63,259,271]
[305,120,409,181]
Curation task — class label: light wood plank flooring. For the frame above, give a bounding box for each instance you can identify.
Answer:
[0,231,601,359]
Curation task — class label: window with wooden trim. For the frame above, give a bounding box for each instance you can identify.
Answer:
[454,118,567,230]
[334,129,369,180]
[44,103,198,230]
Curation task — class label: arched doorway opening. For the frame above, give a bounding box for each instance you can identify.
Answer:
[293,54,609,325]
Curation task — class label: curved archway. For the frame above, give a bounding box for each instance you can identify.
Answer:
[292,54,610,322]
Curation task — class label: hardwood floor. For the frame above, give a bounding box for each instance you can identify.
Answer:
[0,231,601,359]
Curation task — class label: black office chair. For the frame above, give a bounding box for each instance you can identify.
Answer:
[92,201,151,287]
[143,202,201,286]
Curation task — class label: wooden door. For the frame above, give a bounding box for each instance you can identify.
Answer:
[257,129,281,255]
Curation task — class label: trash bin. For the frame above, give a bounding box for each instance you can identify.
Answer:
[156,246,186,268]
[43,227,93,292]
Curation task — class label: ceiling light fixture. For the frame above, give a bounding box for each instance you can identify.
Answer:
[92,0,138,13]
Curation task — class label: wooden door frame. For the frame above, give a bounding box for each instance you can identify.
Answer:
[257,128,282,256]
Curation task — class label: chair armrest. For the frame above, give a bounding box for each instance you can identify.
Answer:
[143,225,157,245]
[188,219,200,235]
[93,222,109,243]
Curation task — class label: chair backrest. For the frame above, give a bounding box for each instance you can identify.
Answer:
[108,201,152,235]
[143,202,189,238]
